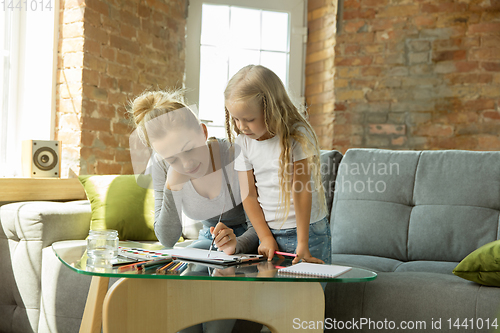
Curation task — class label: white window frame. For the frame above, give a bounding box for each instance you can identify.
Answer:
[185,0,307,128]
[0,3,59,177]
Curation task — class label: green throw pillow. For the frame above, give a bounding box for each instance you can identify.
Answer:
[453,240,500,287]
[78,174,157,241]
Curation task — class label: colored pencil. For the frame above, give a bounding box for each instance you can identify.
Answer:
[117,260,149,271]
[135,258,172,269]
[274,251,297,258]
[175,262,188,273]
[167,262,182,274]
[156,261,176,274]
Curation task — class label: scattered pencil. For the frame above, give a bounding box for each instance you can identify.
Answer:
[167,262,182,274]
[135,258,172,269]
[117,260,149,271]
[171,262,188,274]
[156,261,176,275]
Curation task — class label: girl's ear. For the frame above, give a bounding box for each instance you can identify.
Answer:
[201,123,208,140]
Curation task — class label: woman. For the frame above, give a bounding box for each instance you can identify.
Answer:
[129,89,258,255]
[129,89,261,333]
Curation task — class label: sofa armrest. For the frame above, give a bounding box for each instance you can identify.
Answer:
[0,200,92,248]
[0,200,92,333]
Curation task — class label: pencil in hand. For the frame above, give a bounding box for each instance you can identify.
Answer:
[274,251,297,258]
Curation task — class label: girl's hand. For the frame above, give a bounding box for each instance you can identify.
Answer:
[210,222,237,255]
[212,266,236,277]
[258,236,279,261]
[256,261,276,277]
[294,243,324,265]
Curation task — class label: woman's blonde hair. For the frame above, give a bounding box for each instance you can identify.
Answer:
[128,89,200,148]
[224,65,326,223]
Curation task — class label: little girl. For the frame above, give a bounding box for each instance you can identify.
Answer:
[225,65,331,264]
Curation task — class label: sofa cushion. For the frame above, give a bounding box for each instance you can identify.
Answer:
[333,200,413,260]
[325,272,500,332]
[394,261,459,275]
[331,254,403,272]
[331,149,420,261]
[78,174,157,241]
[332,254,459,275]
[331,149,500,263]
[410,150,500,262]
[453,239,500,287]
[408,205,498,262]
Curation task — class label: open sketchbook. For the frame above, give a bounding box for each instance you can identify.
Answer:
[157,248,265,266]
[277,262,352,278]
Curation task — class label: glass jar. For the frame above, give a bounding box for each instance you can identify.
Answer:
[87,229,119,259]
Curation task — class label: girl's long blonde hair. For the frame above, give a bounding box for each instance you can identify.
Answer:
[224,65,326,223]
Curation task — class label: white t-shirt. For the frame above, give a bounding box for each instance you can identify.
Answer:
[234,130,325,229]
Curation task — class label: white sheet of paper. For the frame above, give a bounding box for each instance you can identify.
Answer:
[157,248,261,262]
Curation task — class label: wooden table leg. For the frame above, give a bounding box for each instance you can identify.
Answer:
[102,279,325,333]
[79,276,110,333]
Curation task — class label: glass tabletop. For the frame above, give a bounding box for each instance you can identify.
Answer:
[52,240,377,283]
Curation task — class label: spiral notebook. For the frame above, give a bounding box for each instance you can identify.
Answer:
[278,262,352,277]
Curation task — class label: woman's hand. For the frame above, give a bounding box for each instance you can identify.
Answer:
[258,236,279,261]
[210,222,237,255]
[294,243,324,265]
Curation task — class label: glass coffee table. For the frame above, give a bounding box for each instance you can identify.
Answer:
[53,240,377,333]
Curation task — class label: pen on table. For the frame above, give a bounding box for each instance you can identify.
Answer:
[208,202,226,258]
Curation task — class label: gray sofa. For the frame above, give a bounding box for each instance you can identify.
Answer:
[326,149,500,332]
[1,149,499,333]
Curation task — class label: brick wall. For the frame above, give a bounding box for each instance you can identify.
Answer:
[305,0,337,149]
[56,0,187,176]
[306,0,500,153]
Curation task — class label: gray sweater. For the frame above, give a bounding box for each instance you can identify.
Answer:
[152,138,258,253]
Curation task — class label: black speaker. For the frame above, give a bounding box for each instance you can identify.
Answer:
[22,140,61,178]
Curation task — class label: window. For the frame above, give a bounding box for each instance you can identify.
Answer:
[0,8,19,176]
[186,0,307,138]
[0,5,58,177]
